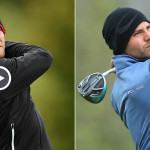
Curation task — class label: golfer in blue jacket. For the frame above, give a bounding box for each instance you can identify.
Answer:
[103,7,150,150]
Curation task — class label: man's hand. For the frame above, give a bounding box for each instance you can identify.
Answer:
[110,59,115,68]
[110,59,116,74]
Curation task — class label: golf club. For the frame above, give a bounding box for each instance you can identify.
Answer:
[77,67,116,104]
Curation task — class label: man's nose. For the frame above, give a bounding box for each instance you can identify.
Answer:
[144,31,150,41]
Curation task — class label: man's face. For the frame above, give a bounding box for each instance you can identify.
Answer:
[0,27,5,58]
[125,21,150,59]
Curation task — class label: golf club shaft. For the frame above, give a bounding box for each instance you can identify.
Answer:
[102,68,116,77]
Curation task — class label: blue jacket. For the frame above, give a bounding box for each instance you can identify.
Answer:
[112,55,150,150]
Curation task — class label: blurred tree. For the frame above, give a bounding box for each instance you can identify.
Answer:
[0,0,74,150]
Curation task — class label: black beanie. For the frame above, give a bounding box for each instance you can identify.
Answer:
[102,7,149,55]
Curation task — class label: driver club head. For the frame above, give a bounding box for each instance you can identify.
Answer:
[77,72,107,104]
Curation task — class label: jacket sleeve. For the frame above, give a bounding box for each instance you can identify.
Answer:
[0,41,53,100]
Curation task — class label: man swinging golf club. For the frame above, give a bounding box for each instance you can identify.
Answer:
[0,21,53,150]
[102,7,150,149]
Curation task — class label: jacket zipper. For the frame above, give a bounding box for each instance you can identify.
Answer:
[11,123,15,150]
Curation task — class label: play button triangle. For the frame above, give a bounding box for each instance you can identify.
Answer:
[0,75,4,81]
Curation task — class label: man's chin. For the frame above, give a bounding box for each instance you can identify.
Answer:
[0,52,5,58]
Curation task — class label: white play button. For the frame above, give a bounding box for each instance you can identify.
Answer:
[0,66,11,90]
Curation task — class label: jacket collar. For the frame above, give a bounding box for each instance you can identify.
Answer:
[112,55,147,71]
